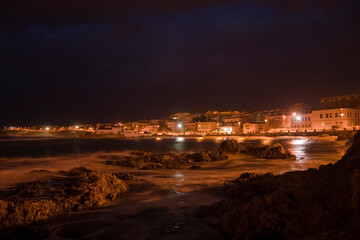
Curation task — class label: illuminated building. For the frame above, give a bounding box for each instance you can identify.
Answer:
[290,113,312,130]
[312,108,360,130]
[290,103,312,114]
[243,123,266,134]
[95,124,122,135]
[320,93,360,109]
[197,121,219,134]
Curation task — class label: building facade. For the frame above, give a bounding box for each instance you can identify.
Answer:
[312,108,360,130]
[243,123,266,134]
[320,93,360,109]
[197,122,219,134]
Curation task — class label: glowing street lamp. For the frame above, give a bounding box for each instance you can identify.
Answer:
[178,123,182,128]
[45,127,50,131]
[296,116,301,121]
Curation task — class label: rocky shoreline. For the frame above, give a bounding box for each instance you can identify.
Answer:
[218,140,295,159]
[203,131,360,239]
[3,138,339,239]
[0,167,132,234]
[102,140,294,170]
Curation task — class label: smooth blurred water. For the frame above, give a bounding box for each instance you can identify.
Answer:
[0,136,347,160]
[0,135,348,188]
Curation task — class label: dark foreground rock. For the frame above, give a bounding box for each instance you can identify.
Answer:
[103,150,228,169]
[218,140,295,159]
[204,132,360,239]
[0,167,130,231]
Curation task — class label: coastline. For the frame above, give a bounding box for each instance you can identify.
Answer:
[0,134,352,239]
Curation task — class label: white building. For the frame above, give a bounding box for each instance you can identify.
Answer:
[243,123,266,134]
[95,124,122,135]
[312,108,360,131]
[289,113,312,131]
[197,122,219,134]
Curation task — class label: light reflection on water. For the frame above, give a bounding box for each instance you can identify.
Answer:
[0,136,349,189]
[260,137,273,145]
[290,138,310,163]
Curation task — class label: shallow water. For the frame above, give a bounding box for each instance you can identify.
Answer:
[0,136,349,239]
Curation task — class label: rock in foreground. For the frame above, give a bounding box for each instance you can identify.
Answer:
[218,140,295,159]
[205,132,360,239]
[0,167,130,231]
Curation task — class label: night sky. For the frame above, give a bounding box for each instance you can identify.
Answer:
[1,0,359,126]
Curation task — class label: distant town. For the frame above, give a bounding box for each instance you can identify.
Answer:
[3,93,360,137]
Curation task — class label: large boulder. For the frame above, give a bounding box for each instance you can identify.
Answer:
[0,167,130,231]
[218,140,295,159]
[218,140,241,153]
[204,131,360,239]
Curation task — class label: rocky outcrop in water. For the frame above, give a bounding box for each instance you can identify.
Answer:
[0,167,131,231]
[204,131,360,239]
[218,140,295,159]
[103,150,228,169]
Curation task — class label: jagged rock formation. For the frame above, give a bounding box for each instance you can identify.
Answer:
[0,167,131,231]
[103,150,228,169]
[218,140,295,159]
[205,132,360,239]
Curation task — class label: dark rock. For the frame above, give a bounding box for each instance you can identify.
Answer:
[0,167,130,231]
[202,199,234,217]
[190,164,201,170]
[218,140,295,159]
[116,173,135,181]
[188,151,213,162]
[206,131,360,239]
[104,150,227,169]
[141,163,164,170]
